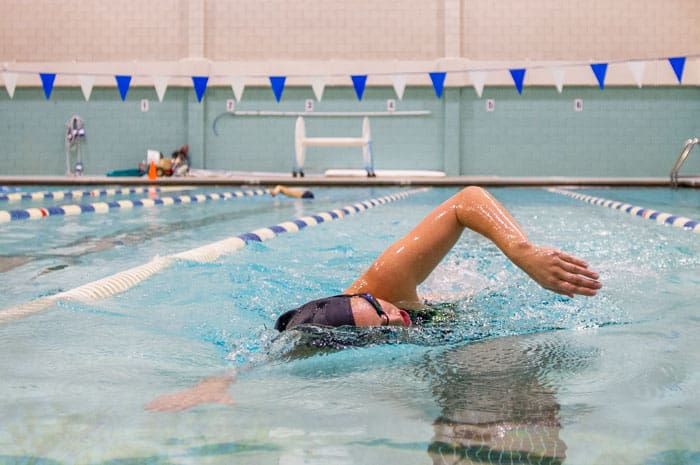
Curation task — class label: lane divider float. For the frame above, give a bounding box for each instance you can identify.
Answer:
[0,188,430,324]
[0,186,190,203]
[0,188,268,223]
[548,188,700,234]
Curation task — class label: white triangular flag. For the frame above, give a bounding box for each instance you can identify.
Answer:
[78,75,95,101]
[2,72,17,98]
[469,71,486,98]
[627,61,645,88]
[392,74,407,100]
[231,77,245,102]
[152,76,169,102]
[551,67,566,93]
[311,76,326,101]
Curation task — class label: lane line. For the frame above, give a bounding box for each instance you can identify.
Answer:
[0,186,191,203]
[548,188,700,234]
[0,188,269,223]
[0,188,430,324]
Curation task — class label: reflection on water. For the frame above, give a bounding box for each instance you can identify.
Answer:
[424,334,596,465]
[0,206,271,277]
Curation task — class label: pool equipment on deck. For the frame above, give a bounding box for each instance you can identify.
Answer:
[65,115,86,176]
[670,137,699,188]
[293,116,374,177]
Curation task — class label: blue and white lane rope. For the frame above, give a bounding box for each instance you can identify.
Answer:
[0,188,268,223]
[0,188,430,324]
[548,188,700,234]
[0,186,189,203]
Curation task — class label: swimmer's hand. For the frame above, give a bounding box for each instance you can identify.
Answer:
[145,376,236,413]
[511,243,602,298]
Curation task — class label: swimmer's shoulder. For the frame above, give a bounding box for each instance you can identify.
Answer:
[401,299,460,326]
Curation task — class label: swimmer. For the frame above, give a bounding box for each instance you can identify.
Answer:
[146,186,601,412]
[276,186,601,331]
[269,184,314,199]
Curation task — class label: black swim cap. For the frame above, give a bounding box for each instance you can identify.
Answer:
[275,295,355,331]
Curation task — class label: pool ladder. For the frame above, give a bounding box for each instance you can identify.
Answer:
[670,137,699,188]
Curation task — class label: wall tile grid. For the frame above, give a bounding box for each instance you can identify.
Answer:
[205,0,439,60]
[0,0,698,177]
[0,0,187,61]
[461,0,699,60]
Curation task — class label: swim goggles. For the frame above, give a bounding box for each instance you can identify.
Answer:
[353,293,389,326]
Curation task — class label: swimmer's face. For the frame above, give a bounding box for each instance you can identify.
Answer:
[351,297,411,327]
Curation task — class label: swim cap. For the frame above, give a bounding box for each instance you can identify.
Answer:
[275,295,355,331]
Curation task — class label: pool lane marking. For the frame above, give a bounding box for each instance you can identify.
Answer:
[548,188,700,234]
[171,189,428,262]
[0,186,191,203]
[0,188,269,223]
[0,188,430,324]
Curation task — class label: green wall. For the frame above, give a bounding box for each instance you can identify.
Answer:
[1,84,698,177]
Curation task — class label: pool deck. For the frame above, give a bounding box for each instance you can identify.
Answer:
[1,174,699,188]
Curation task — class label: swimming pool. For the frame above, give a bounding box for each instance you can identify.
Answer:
[1,186,698,465]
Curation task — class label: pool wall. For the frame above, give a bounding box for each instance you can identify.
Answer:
[2,85,699,178]
[1,0,699,178]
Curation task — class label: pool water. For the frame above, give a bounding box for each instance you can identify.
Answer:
[1,186,699,465]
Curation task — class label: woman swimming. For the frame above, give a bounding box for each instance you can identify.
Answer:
[146,186,601,412]
[274,186,601,331]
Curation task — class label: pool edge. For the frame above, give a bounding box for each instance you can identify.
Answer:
[1,175,699,188]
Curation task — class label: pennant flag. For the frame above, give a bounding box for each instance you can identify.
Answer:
[230,77,245,101]
[2,72,17,98]
[429,72,446,98]
[153,76,169,102]
[509,68,526,94]
[78,75,95,101]
[351,75,367,101]
[192,76,208,102]
[39,73,56,100]
[115,75,132,101]
[469,71,486,98]
[590,63,607,90]
[551,67,566,93]
[392,74,407,100]
[627,61,645,88]
[311,76,326,101]
[269,76,286,102]
[668,56,686,84]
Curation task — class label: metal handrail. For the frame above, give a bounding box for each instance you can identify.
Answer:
[670,137,699,188]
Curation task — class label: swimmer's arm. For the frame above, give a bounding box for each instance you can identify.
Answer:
[456,187,601,298]
[507,244,601,298]
[269,185,304,198]
[145,371,236,413]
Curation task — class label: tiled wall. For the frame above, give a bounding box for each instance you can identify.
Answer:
[1,84,698,177]
[460,87,700,177]
[205,0,440,60]
[0,0,698,177]
[0,1,188,61]
[2,0,697,63]
[461,0,698,60]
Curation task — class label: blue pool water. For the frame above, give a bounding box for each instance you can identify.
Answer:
[1,186,699,465]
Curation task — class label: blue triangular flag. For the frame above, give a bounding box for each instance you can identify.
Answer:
[115,75,132,101]
[39,73,56,100]
[668,57,686,84]
[192,76,208,102]
[269,76,286,102]
[429,72,446,98]
[351,75,367,101]
[509,68,526,94]
[590,63,607,90]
